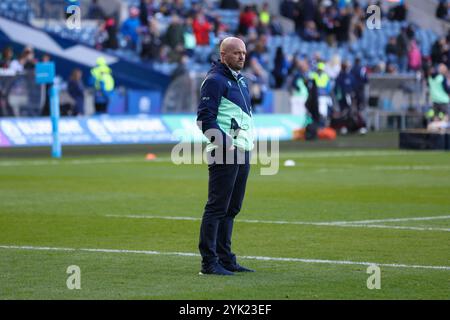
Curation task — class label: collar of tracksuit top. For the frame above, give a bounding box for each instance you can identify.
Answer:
[197,61,254,152]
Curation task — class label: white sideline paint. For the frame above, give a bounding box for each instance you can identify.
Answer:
[332,215,450,225]
[283,151,444,159]
[0,158,169,167]
[334,224,450,232]
[1,159,447,172]
[0,150,442,167]
[0,245,448,271]
[104,214,450,232]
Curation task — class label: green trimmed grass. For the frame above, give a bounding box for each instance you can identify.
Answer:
[0,149,449,299]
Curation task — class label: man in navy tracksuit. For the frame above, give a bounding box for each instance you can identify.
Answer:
[197,37,255,276]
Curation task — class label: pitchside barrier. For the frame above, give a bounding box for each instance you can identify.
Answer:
[399,129,450,150]
[0,114,306,147]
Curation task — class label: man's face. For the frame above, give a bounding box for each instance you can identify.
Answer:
[222,40,247,71]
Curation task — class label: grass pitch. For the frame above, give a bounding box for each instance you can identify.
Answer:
[0,143,449,299]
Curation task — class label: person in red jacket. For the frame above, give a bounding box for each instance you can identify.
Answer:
[193,11,212,46]
[238,5,257,35]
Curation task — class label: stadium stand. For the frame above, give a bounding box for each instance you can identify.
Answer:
[0,0,448,133]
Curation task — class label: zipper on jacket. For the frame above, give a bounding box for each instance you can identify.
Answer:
[236,78,251,116]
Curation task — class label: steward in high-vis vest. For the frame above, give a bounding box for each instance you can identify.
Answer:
[310,62,332,121]
[427,63,450,121]
[90,57,115,114]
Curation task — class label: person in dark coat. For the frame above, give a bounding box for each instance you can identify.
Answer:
[68,69,85,116]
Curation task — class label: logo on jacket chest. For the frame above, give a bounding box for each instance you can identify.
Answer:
[239,79,247,88]
[227,79,247,88]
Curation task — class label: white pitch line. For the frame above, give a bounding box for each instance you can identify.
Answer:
[332,224,450,232]
[283,151,444,159]
[0,150,441,167]
[0,158,171,167]
[104,214,450,232]
[332,215,450,225]
[0,245,449,271]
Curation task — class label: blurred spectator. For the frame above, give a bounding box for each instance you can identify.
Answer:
[238,5,257,36]
[183,17,196,58]
[406,24,416,41]
[172,0,188,18]
[210,13,228,39]
[68,69,85,116]
[247,36,270,86]
[302,0,317,23]
[22,46,36,71]
[259,2,271,26]
[322,4,339,47]
[256,2,271,36]
[386,62,398,74]
[139,0,156,26]
[310,51,323,71]
[192,11,212,46]
[159,0,176,16]
[388,2,408,21]
[349,1,365,41]
[0,47,14,69]
[272,46,289,89]
[335,61,355,112]
[385,36,398,66]
[269,15,284,36]
[41,54,51,62]
[351,57,368,111]
[171,54,189,79]
[87,0,104,19]
[280,0,296,21]
[336,7,351,46]
[431,37,449,66]
[332,61,367,135]
[90,57,115,114]
[290,59,310,117]
[9,52,26,74]
[436,0,449,21]
[100,17,119,50]
[396,27,409,73]
[245,36,270,106]
[220,0,239,10]
[302,21,321,42]
[427,64,450,120]
[164,14,185,61]
[140,19,163,60]
[121,7,141,50]
[408,39,422,72]
[311,62,332,121]
[325,54,342,83]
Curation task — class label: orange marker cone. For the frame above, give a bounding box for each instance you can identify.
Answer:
[145,153,157,161]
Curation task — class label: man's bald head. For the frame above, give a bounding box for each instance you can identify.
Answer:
[220,37,245,53]
[220,37,247,71]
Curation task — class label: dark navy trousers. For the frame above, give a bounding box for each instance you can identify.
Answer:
[199,150,251,268]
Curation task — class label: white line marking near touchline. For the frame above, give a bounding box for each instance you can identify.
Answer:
[0,157,172,167]
[0,150,442,167]
[332,215,450,225]
[0,245,449,271]
[104,215,450,232]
